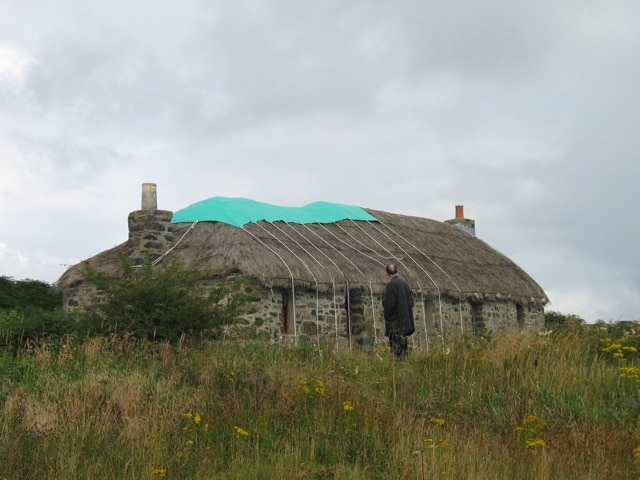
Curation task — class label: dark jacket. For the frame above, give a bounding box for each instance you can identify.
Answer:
[383,276,415,337]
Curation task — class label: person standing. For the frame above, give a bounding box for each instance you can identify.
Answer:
[382,263,415,357]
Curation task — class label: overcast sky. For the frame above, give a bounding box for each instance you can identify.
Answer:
[1,1,638,322]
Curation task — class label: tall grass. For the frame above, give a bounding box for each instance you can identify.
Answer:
[1,324,639,479]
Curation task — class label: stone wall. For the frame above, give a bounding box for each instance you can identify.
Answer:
[224,283,545,349]
[63,278,544,349]
[63,282,104,311]
[470,300,545,337]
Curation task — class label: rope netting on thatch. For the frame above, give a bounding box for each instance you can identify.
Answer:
[58,207,547,346]
[235,216,466,347]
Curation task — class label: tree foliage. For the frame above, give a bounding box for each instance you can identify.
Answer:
[0,276,61,310]
[0,277,66,348]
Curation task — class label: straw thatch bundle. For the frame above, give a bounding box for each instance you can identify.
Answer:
[58,207,547,307]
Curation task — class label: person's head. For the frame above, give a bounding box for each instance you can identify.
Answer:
[385,263,398,277]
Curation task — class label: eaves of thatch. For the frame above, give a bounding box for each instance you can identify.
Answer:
[58,207,548,307]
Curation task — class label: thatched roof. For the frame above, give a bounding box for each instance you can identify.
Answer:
[58,208,548,306]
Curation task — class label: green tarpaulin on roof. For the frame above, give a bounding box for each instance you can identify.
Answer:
[171,197,379,227]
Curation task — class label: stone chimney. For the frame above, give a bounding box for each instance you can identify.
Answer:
[128,183,174,266]
[445,205,476,236]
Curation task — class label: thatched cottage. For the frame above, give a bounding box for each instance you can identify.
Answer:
[58,184,548,349]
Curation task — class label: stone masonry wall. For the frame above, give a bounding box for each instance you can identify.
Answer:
[63,277,544,348]
[63,282,104,311]
[228,284,544,349]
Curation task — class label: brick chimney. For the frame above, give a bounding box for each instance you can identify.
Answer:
[445,205,476,236]
[127,183,174,265]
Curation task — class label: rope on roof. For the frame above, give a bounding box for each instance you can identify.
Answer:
[268,222,323,344]
[345,219,433,348]
[375,221,466,336]
[332,222,388,266]
[272,222,325,268]
[255,222,325,343]
[367,221,446,351]
[315,219,441,349]
[297,224,367,277]
[306,218,425,349]
[313,222,385,272]
[286,223,341,272]
[384,224,464,330]
[331,219,426,296]
[309,222,387,348]
[241,226,298,339]
[296,223,380,348]
[145,221,198,267]
[284,223,343,350]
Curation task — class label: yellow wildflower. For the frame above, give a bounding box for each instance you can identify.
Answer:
[342,400,355,411]
[521,415,547,431]
[602,343,622,352]
[525,438,547,449]
[633,447,640,457]
[297,379,325,397]
[151,469,167,477]
[431,417,445,426]
[234,426,249,437]
[619,366,640,382]
[194,412,202,425]
[298,380,310,394]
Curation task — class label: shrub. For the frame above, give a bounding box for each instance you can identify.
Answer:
[0,276,61,310]
[0,277,68,348]
[0,307,70,348]
[79,259,251,342]
[544,310,585,331]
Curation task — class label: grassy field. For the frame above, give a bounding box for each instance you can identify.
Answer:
[1,323,639,479]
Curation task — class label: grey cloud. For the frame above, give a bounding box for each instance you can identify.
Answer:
[1,0,639,321]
